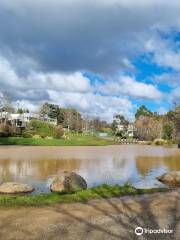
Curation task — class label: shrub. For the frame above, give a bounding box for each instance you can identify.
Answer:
[153,139,167,146]
[23,120,64,139]
[52,125,64,139]
[0,123,13,137]
[162,123,173,140]
[22,132,33,138]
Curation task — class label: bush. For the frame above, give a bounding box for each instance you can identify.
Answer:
[0,123,13,137]
[53,125,64,139]
[153,139,167,146]
[162,123,173,140]
[23,120,64,139]
[22,132,33,138]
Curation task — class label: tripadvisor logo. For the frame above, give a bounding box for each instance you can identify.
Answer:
[135,227,173,236]
[135,227,143,236]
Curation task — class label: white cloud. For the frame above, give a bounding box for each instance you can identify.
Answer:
[1,1,180,119]
[1,0,180,74]
[48,91,134,122]
[171,87,180,104]
[155,51,180,71]
[158,107,168,115]
[99,76,162,100]
[0,56,91,93]
[0,55,135,121]
[145,35,180,71]
[153,72,180,88]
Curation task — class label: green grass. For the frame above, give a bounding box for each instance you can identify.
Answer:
[0,135,113,146]
[0,184,168,208]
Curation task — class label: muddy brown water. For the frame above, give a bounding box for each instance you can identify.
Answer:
[0,145,179,194]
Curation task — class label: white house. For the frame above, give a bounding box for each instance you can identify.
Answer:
[113,116,134,138]
[127,124,134,138]
[0,112,57,127]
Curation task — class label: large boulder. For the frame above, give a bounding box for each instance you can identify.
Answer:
[157,171,180,186]
[50,171,87,193]
[0,182,34,194]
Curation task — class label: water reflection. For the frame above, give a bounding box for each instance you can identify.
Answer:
[0,145,179,193]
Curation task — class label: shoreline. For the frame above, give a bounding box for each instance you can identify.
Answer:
[0,137,178,147]
[0,184,169,208]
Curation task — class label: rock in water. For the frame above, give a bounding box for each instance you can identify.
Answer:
[157,171,180,186]
[50,171,87,193]
[0,182,34,193]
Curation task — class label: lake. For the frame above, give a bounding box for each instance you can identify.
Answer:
[0,145,179,194]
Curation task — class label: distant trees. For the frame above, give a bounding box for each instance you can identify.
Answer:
[0,92,15,135]
[58,108,83,132]
[134,105,167,141]
[134,104,180,145]
[135,116,162,141]
[40,102,59,119]
[39,103,83,132]
[164,106,180,147]
[173,106,180,147]
[162,123,173,140]
[0,123,13,137]
[134,105,163,140]
[112,115,129,137]
[135,105,153,119]
[17,108,29,114]
[0,92,14,113]
[90,117,110,132]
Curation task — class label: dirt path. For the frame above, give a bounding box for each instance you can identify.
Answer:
[0,189,179,240]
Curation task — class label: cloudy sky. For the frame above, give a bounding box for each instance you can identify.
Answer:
[0,0,180,121]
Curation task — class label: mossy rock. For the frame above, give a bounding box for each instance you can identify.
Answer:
[0,182,34,194]
[157,171,180,186]
[50,171,87,193]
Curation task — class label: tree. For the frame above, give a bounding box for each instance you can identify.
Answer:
[57,108,65,124]
[112,115,129,137]
[172,106,180,147]
[17,108,24,114]
[162,123,173,140]
[17,108,29,114]
[59,108,83,132]
[90,118,109,132]
[135,116,162,141]
[164,106,180,146]
[135,105,153,119]
[40,102,59,119]
[0,92,14,113]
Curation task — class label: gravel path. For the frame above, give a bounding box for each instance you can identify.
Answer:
[0,189,179,240]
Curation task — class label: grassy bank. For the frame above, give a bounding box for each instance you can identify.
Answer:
[0,135,113,146]
[0,184,168,208]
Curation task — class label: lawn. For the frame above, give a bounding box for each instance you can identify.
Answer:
[0,183,168,208]
[0,135,113,146]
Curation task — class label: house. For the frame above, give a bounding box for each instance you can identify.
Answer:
[0,112,57,128]
[39,114,57,125]
[127,123,134,138]
[113,116,134,138]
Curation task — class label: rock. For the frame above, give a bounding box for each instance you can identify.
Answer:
[32,135,41,139]
[45,136,53,140]
[50,171,87,193]
[0,182,34,194]
[153,139,167,146]
[157,171,180,186]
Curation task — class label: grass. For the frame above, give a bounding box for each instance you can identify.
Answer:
[0,183,168,208]
[0,135,113,146]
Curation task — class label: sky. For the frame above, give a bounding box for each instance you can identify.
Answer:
[0,0,180,122]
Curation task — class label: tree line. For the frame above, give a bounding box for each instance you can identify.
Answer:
[0,92,180,145]
[112,104,180,147]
